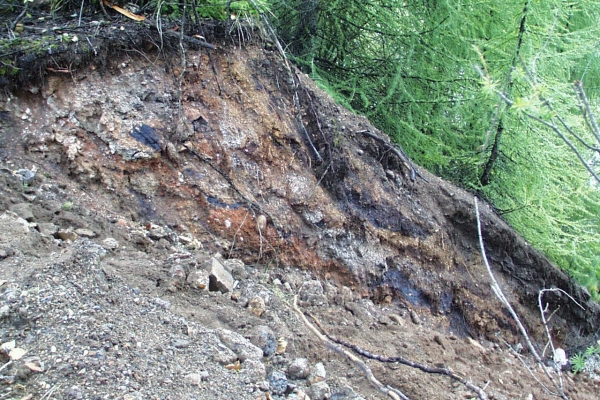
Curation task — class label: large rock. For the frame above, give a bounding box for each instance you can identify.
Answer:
[299,280,328,307]
[36,222,58,236]
[206,257,234,293]
[9,203,34,222]
[217,329,263,362]
[288,358,310,380]
[308,381,331,400]
[187,268,210,290]
[249,325,277,357]
[0,212,44,256]
[268,370,288,395]
[308,362,327,385]
[242,359,266,383]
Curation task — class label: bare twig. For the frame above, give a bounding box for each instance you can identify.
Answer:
[39,384,61,400]
[78,0,85,27]
[499,335,555,394]
[141,19,216,51]
[0,360,12,373]
[155,0,164,50]
[257,215,265,260]
[302,162,331,205]
[474,197,568,399]
[98,0,109,17]
[474,66,600,183]
[573,80,600,145]
[9,2,28,32]
[228,209,250,258]
[303,87,332,167]
[538,288,586,388]
[292,296,408,400]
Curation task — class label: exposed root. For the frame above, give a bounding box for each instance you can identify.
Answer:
[248,0,323,164]
[292,296,408,400]
[475,197,569,399]
[306,312,489,400]
[182,143,281,262]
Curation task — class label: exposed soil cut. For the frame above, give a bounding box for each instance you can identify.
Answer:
[0,12,599,400]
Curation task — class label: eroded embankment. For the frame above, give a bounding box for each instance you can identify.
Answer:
[1,20,598,349]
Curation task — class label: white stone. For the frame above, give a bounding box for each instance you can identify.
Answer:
[102,238,119,250]
[206,257,234,293]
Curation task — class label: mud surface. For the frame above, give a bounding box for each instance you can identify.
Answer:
[0,13,599,400]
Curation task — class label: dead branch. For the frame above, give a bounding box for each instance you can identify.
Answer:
[538,287,586,386]
[498,335,555,394]
[9,2,28,32]
[303,87,333,168]
[228,209,250,258]
[292,296,409,400]
[474,197,568,399]
[308,313,489,400]
[474,65,600,183]
[155,26,217,50]
[303,162,331,204]
[0,361,12,373]
[45,67,73,74]
[573,81,600,146]
[39,384,61,400]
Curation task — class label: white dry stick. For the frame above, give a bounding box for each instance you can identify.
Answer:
[499,336,554,394]
[256,214,267,259]
[538,288,586,389]
[39,384,61,400]
[0,360,12,373]
[474,197,568,399]
[228,209,250,258]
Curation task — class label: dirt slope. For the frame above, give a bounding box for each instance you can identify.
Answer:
[0,16,599,399]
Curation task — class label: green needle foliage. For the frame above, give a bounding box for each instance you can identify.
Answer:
[570,352,586,374]
[570,341,600,374]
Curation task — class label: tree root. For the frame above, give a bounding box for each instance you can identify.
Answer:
[306,311,488,400]
[248,0,323,164]
[474,197,569,399]
[292,296,409,400]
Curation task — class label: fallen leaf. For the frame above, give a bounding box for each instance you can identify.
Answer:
[0,280,7,287]
[275,338,287,355]
[9,347,27,360]
[225,360,242,371]
[103,0,145,21]
[1,340,15,354]
[24,361,43,372]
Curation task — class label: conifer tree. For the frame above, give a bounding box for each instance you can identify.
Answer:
[270,0,600,298]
